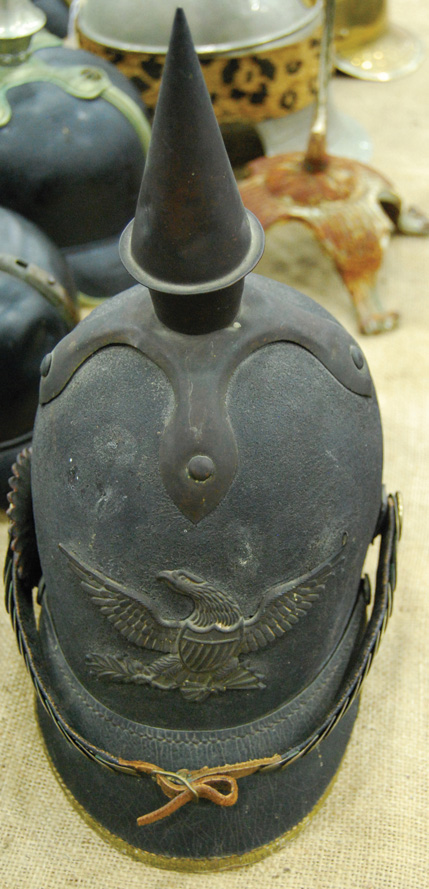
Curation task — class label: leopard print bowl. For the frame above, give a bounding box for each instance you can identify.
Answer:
[76,0,322,125]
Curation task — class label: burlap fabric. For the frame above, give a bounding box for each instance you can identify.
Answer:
[1,1,427,885]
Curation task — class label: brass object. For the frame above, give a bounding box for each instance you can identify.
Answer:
[334,0,425,81]
[0,0,45,63]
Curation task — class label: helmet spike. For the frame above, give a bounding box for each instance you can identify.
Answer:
[120,8,264,333]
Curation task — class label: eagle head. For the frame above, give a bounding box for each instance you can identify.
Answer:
[157,569,242,627]
[157,569,206,596]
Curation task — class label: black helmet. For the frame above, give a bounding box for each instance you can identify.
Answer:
[5,10,401,870]
[0,204,77,505]
[0,0,150,302]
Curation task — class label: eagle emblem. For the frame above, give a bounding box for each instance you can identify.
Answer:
[60,537,346,702]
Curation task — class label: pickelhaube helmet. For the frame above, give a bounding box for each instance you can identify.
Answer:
[5,9,401,870]
[0,204,77,505]
[0,0,151,302]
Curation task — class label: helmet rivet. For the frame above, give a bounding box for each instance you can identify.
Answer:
[83,68,102,81]
[187,455,215,481]
[350,345,364,370]
[40,352,52,377]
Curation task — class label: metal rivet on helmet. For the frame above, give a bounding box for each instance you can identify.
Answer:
[187,455,215,482]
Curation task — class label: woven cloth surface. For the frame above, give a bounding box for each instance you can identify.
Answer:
[1,1,428,886]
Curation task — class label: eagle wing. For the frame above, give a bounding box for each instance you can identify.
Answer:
[59,544,178,653]
[241,538,346,653]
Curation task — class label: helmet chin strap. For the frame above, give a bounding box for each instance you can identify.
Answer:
[4,468,402,826]
[0,253,78,329]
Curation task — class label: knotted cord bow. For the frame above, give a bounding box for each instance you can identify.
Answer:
[117,756,282,825]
